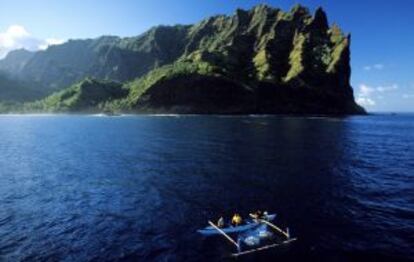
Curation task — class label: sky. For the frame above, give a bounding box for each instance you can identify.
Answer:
[0,0,413,112]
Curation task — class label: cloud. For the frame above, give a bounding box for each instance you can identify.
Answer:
[356,84,376,107]
[377,84,398,92]
[402,94,414,99]
[0,25,65,58]
[38,38,66,50]
[355,83,399,107]
[363,63,384,71]
[0,25,30,48]
[356,97,376,106]
[359,84,375,96]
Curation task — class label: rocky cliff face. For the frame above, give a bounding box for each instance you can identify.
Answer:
[0,4,365,114]
[126,4,365,114]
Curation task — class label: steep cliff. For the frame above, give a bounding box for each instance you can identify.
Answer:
[124,4,364,114]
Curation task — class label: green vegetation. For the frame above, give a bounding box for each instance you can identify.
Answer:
[0,72,45,102]
[0,4,365,115]
[22,78,127,113]
[284,32,307,82]
[253,49,272,80]
[126,61,218,106]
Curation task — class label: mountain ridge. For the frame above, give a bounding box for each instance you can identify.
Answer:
[0,4,365,114]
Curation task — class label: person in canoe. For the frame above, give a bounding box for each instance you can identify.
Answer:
[231,213,242,226]
[217,216,224,228]
[251,210,268,220]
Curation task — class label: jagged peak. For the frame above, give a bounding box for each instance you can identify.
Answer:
[313,7,329,30]
[247,5,280,36]
[249,4,280,18]
[329,23,347,43]
[290,4,311,17]
[190,15,222,32]
[272,4,311,23]
[234,8,249,17]
[303,6,329,37]
[251,4,272,13]
[233,8,250,25]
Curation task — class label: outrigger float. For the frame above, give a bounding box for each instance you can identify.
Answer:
[198,213,297,257]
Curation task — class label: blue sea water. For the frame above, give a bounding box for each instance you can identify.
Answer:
[0,114,413,261]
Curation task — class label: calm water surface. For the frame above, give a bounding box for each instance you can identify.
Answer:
[0,114,413,261]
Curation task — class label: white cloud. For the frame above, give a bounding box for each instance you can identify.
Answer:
[356,97,376,106]
[355,83,399,107]
[363,63,384,71]
[38,38,66,50]
[402,94,414,99]
[356,84,376,107]
[377,84,398,92]
[0,25,65,58]
[359,84,375,96]
[0,25,30,48]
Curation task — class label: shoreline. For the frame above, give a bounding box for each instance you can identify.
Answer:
[0,112,381,118]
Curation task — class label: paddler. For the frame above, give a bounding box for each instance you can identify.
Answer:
[251,210,263,219]
[217,216,224,228]
[263,210,269,220]
[251,210,269,220]
[231,213,242,226]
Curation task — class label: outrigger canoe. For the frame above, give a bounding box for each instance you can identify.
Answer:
[197,214,276,236]
[198,213,297,257]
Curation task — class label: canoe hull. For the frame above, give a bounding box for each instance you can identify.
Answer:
[197,214,276,236]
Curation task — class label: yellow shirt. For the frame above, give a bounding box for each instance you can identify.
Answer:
[232,214,242,225]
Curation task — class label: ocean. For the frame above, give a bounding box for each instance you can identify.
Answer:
[0,114,413,261]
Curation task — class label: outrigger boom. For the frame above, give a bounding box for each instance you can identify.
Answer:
[249,214,290,239]
[208,221,240,251]
[231,238,297,257]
